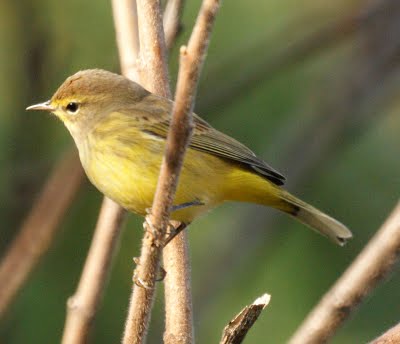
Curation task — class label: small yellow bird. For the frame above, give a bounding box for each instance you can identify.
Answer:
[27,69,352,245]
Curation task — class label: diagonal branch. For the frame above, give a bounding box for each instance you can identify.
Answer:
[288,201,400,344]
[61,198,126,344]
[0,150,83,319]
[370,322,400,344]
[162,1,221,343]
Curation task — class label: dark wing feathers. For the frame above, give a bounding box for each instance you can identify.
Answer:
[189,117,285,185]
[130,100,285,185]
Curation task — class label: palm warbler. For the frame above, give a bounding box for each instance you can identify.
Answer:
[27,69,352,245]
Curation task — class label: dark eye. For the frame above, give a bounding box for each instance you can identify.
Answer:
[66,102,79,114]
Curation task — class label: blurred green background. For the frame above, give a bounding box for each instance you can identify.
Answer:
[1,0,400,343]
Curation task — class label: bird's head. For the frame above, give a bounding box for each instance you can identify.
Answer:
[27,69,149,138]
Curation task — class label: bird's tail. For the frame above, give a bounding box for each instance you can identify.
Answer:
[277,189,352,246]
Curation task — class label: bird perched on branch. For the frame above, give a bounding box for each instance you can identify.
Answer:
[27,69,352,245]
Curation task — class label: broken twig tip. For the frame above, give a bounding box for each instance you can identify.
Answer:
[253,293,271,309]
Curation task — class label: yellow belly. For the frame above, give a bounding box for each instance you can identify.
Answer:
[78,128,284,223]
[81,134,223,222]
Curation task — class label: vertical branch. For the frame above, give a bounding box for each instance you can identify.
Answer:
[122,1,173,343]
[163,0,185,49]
[136,0,171,97]
[163,1,221,343]
[0,150,83,318]
[123,0,221,342]
[112,0,140,81]
[289,201,400,344]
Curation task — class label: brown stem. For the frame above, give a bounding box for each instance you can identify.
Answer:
[220,294,271,344]
[163,0,185,50]
[123,0,221,342]
[370,322,400,344]
[112,0,140,81]
[0,150,83,318]
[163,229,193,344]
[136,0,171,98]
[122,0,173,342]
[162,1,221,342]
[288,201,400,344]
[61,198,126,344]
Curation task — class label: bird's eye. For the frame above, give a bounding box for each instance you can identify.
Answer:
[66,102,79,114]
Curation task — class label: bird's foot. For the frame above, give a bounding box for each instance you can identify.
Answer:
[163,221,188,246]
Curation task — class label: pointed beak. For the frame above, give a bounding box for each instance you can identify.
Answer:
[26,100,55,112]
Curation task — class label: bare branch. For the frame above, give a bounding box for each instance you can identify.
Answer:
[163,229,193,344]
[163,0,185,49]
[0,150,83,318]
[123,0,221,342]
[136,0,171,97]
[122,0,173,342]
[112,0,140,81]
[370,322,400,344]
[289,201,400,344]
[61,198,126,344]
[220,294,271,344]
[162,2,221,342]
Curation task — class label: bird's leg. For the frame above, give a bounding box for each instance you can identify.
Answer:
[170,199,204,212]
[144,199,201,246]
[163,221,189,247]
[145,199,204,217]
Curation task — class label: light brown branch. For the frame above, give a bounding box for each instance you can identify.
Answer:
[122,0,174,342]
[61,198,126,344]
[162,1,221,343]
[220,294,271,344]
[163,228,193,344]
[370,322,400,344]
[289,201,400,344]
[163,0,185,49]
[112,0,140,81]
[123,0,221,342]
[0,150,83,318]
[136,0,171,98]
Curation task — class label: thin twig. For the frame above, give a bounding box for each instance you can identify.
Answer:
[0,150,83,318]
[220,294,271,344]
[288,201,400,344]
[162,1,221,343]
[61,198,126,344]
[370,322,400,344]
[163,0,185,49]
